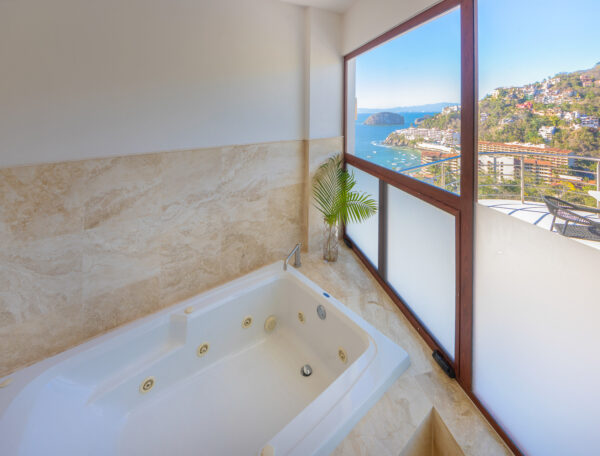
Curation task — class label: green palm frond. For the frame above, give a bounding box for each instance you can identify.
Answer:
[312,155,377,226]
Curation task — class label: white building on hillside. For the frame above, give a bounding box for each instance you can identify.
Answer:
[538,126,556,141]
[478,155,517,181]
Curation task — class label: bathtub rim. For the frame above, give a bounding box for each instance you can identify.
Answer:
[0,261,410,456]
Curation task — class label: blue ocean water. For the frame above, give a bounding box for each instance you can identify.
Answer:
[353,112,435,172]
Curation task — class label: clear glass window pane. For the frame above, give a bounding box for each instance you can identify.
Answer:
[477,0,600,249]
[345,166,379,267]
[346,8,461,195]
[387,185,456,359]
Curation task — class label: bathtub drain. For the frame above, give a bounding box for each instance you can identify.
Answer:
[301,364,313,377]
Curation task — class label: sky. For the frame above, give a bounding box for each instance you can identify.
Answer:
[355,0,600,109]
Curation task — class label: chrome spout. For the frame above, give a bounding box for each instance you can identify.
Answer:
[284,243,302,271]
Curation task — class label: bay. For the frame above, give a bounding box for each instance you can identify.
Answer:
[353,112,436,173]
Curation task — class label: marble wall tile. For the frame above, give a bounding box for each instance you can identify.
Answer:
[160,147,222,219]
[0,307,88,377]
[0,234,82,330]
[267,182,305,253]
[81,154,162,230]
[81,217,162,333]
[307,136,343,173]
[0,233,84,375]
[82,277,162,335]
[158,147,226,305]
[219,183,303,278]
[81,217,161,299]
[159,199,224,306]
[0,162,85,247]
[220,141,304,199]
[219,190,272,278]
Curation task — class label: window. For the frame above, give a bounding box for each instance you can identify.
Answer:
[345,8,462,195]
[343,0,471,385]
[473,1,600,455]
[344,0,600,454]
[477,0,600,250]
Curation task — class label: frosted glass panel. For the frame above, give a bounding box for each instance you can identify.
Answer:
[345,166,379,267]
[473,205,600,456]
[387,186,455,359]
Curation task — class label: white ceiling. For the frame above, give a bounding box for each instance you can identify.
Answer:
[279,0,357,14]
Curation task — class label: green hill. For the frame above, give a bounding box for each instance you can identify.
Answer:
[417,64,600,157]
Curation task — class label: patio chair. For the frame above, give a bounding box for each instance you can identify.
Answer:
[543,196,600,241]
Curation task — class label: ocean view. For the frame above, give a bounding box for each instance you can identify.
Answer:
[354,112,434,172]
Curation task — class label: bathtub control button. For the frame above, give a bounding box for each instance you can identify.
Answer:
[317,305,326,320]
[298,312,305,323]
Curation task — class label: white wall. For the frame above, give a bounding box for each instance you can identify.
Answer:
[306,8,343,139]
[473,204,600,456]
[0,0,327,168]
[342,0,440,54]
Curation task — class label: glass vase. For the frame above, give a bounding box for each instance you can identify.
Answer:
[323,222,339,262]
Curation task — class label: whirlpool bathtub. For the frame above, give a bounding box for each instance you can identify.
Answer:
[0,262,410,456]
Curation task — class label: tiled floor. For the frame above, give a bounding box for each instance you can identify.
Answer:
[301,246,513,456]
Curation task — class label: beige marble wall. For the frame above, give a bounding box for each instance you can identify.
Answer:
[0,138,347,377]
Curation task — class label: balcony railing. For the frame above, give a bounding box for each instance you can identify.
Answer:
[397,151,600,209]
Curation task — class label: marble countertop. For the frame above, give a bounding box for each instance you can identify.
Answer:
[300,246,513,456]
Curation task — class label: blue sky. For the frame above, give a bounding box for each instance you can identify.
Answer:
[356,0,600,109]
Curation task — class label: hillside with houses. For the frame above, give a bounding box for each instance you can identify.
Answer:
[479,63,600,157]
[385,64,600,158]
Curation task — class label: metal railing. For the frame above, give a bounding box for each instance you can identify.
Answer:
[397,151,600,209]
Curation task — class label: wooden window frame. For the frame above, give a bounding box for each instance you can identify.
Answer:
[342,1,523,454]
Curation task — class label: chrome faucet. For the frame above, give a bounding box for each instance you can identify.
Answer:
[284,243,302,271]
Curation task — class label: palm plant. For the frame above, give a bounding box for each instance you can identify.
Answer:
[312,155,377,261]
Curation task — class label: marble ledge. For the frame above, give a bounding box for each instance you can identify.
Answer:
[300,247,513,456]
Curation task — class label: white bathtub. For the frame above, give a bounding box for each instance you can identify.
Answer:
[0,262,410,456]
